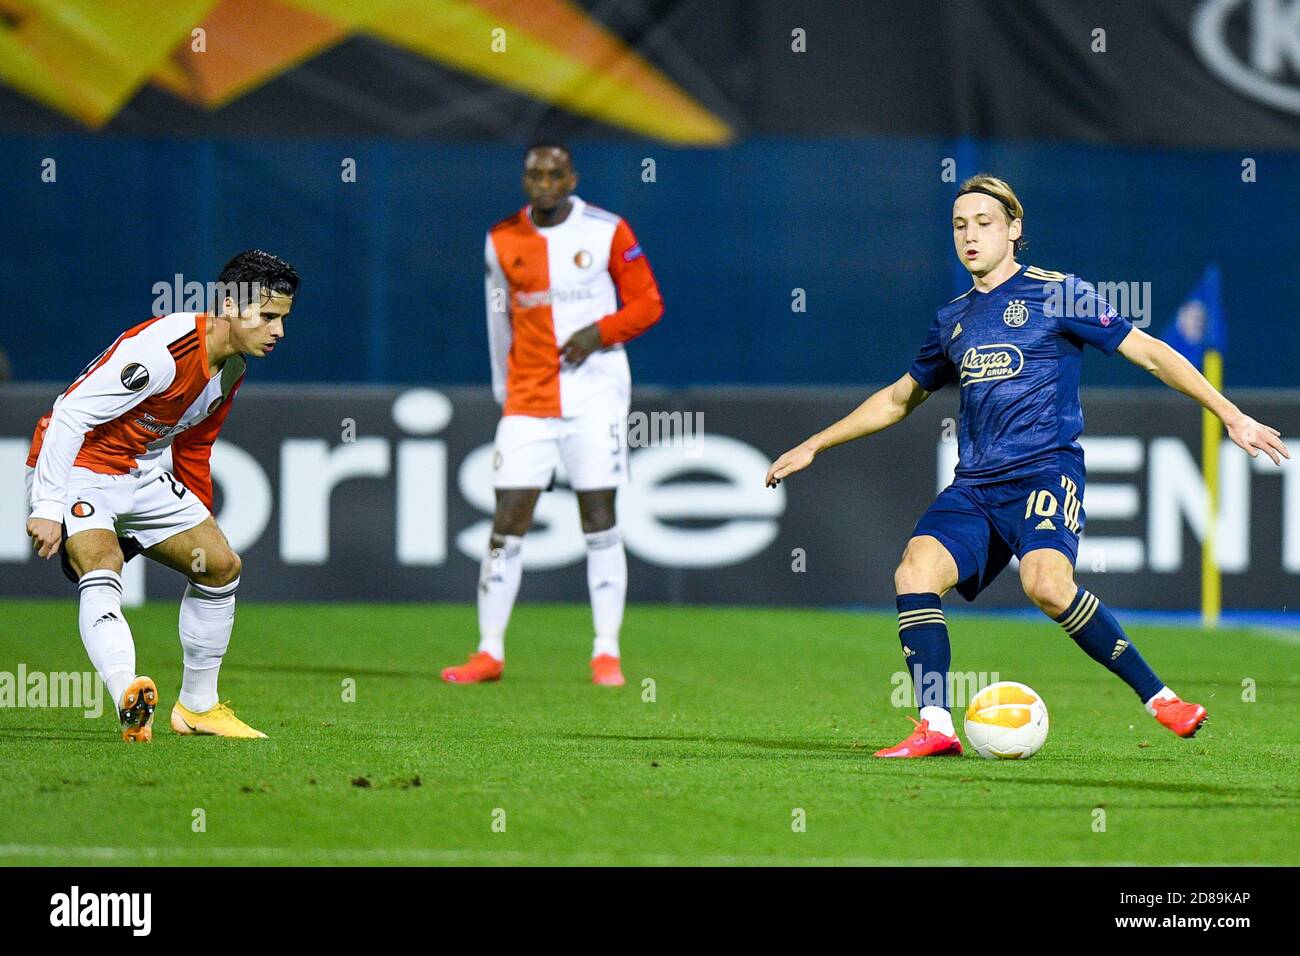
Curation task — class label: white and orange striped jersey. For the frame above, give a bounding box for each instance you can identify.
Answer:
[485,196,663,417]
[26,312,245,522]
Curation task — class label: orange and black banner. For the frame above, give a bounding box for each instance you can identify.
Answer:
[1,0,1297,149]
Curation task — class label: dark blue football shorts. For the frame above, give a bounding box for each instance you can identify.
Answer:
[912,464,1086,601]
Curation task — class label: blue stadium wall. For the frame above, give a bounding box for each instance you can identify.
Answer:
[2,135,1298,390]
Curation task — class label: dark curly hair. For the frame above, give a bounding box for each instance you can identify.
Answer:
[217,249,300,306]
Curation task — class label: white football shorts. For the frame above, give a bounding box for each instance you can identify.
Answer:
[26,465,211,550]
[492,408,629,491]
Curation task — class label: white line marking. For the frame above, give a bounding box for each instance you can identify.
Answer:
[1246,627,1300,646]
[0,844,1265,867]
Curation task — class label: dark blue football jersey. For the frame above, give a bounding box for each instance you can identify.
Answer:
[908,264,1133,484]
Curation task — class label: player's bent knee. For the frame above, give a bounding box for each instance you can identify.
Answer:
[1021,570,1074,616]
[494,513,531,537]
[894,538,955,595]
[492,493,538,537]
[580,509,615,534]
[894,558,939,595]
[195,549,241,587]
[65,531,124,578]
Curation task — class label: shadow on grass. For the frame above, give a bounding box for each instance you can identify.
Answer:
[557,732,1300,800]
[222,662,442,680]
[953,773,1300,799]
[0,729,115,743]
[559,731,873,757]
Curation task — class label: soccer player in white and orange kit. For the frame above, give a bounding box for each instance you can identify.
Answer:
[24,250,299,741]
[442,143,664,686]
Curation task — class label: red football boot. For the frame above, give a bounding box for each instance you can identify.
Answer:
[441,651,503,684]
[1152,696,1208,738]
[590,654,625,686]
[873,716,964,758]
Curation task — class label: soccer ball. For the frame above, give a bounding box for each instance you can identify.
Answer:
[964,681,1049,760]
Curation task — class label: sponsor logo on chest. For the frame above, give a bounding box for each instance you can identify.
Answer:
[134,382,225,438]
[513,287,596,309]
[959,343,1024,385]
[133,413,176,437]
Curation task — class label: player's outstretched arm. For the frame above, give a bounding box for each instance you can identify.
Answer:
[1117,327,1290,465]
[765,372,930,486]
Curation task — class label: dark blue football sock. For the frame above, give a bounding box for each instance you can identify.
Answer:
[896,593,951,711]
[1055,588,1164,703]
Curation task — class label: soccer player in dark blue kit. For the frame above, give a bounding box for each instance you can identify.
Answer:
[765,175,1291,757]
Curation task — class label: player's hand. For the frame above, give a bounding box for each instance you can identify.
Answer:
[26,517,62,560]
[559,324,603,368]
[1226,414,1290,465]
[765,442,817,487]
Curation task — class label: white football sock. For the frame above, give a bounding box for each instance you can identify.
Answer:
[586,528,626,659]
[77,569,136,708]
[178,577,239,713]
[477,535,523,661]
[1144,685,1176,716]
[919,705,955,737]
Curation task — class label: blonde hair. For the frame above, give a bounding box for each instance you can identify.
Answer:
[957,174,1026,252]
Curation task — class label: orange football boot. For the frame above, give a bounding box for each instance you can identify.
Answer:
[590,654,625,686]
[1152,696,1208,738]
[873,715,964,758]
[118,676,157,743]
[441,651,503,684]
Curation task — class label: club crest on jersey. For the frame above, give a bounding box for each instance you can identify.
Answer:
[70,501,95,518]
[574,250,592,269]
[960,344,1024,385]
[207,396,224,415]
[1002,299,1029,327]
[120,363,150,391]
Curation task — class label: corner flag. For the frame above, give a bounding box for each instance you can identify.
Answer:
[1161,265,1227,628]
[1161,265,1226,370]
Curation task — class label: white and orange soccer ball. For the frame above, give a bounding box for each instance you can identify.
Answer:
[963,681,1050,760]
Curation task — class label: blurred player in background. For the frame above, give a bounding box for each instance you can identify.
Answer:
[442,143,663,686]
[766,175,1290,757]
[25,250,300,741]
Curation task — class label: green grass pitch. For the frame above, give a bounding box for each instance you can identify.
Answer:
[0,599,1296,866]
